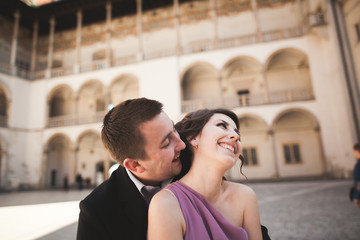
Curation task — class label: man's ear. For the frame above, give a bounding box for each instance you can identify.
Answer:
[123,158,145,173]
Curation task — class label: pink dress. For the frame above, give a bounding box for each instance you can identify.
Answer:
[166,181,248,240]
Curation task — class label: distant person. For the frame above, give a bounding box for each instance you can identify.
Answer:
[352,143,360,208]
[76,173,83,190]
[63,174,69,191]
[148,108,262,239]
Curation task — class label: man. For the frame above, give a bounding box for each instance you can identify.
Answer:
[352,143,360,208]
[77,98,185,240]
[77,97,271,240]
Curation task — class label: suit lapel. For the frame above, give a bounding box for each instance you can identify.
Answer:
[115,166,148,229]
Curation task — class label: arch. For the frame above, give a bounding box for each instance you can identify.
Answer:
[44,133,74,188]
[47,84,75,117]
[77,80,107,115]
[52,59,63,68]
[92,49,106,60]
[76,129,106,187]
[272,107,320,130]
[264,48,314,103]
[272,108,324,178]
[227,113,276,181]
[92,49,113,61]
[265,48,309,71]
[221,56,265,107]
[180,62,221,109]
[109,74,139,105]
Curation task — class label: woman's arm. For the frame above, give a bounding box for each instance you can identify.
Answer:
[148,190,185,240]
[242,186,263,240]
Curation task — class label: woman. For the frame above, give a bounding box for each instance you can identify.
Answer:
[148,108,262,240]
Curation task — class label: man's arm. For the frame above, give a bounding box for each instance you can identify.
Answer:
[77,200,110,240]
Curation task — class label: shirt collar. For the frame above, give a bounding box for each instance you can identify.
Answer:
[125,168,173,192]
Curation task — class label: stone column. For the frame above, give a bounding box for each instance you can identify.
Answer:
[105,2,112,67]
[73,147,79,185]
[46,17,56,78]
[136,0,143,61]
[251,0,262,42]
[75,10,82,73]
[268,129,280,178]
[210,0,218,48]
[262,67,270,103]
[10,10,20,75]
[30,20,38,73]
[173,0,182,55]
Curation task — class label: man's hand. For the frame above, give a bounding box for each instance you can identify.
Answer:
[354,198,360,208]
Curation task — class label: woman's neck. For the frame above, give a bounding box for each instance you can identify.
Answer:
[180,160,226,203]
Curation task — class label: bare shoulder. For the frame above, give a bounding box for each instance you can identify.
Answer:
[225,181,257,202]
[148,189,185,240]
[150,188,180,210]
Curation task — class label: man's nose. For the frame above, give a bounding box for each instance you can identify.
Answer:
[176,135,186,150]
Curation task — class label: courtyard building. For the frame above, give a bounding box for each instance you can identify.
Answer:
[0,0,359,190]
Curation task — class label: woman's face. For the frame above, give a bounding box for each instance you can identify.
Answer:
[194,113,242,167]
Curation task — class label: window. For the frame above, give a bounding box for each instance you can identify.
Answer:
[283,143,302,164]
[243,147,258,166]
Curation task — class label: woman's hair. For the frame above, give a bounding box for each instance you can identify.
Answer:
[175,108,245,178]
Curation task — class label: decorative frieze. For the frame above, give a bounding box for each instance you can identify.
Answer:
[216,0,252,16]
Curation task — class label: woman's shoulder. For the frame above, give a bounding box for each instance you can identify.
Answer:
[225,181,257,202]
[151,188,179,209]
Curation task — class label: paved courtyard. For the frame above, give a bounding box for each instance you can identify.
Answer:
[0,179,359,240]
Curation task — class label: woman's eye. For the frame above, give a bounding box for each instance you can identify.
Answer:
[217,123,227,128]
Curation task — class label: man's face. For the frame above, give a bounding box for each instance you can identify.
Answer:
[137,111,185,185]
[354,150,360,159]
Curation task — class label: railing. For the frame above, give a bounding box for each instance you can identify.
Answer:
[181,88,314,113]
[0,115,8,127]
[47,111,107,128]
[0,26,309,80]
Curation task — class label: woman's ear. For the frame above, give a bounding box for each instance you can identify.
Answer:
[189,138,198,149]
[123,158,145,173]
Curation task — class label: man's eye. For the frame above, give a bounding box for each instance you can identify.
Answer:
[161,138,171,148]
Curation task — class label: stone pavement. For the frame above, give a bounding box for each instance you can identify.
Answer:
[0,179,359,240]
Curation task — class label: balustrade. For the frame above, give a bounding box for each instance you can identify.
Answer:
[181,88,314,113]
[47,110,107,128]
[0,115,8,127]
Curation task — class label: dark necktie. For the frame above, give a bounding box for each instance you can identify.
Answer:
[141,186,161,205]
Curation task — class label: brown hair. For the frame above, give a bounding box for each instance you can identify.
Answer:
[175,108,245,178]
[101,98,163,164]
[354,143,360,152]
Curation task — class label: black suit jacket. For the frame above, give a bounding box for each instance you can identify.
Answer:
[77,165,271,240]
[77,166,148,240]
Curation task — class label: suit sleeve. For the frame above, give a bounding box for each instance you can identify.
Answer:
[77,199,111,240]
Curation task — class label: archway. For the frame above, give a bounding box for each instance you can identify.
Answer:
[181,62,221,112]
[45,134,74,188]
[222,56,264,107]
[265,48,314,103]
[272,109,324,177]
[110,74,139,105]
[77,131,106,187]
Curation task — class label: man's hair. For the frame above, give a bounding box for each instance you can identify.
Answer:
[101,98,163,164]
[175,108,245,179]
[354,143,360,152]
